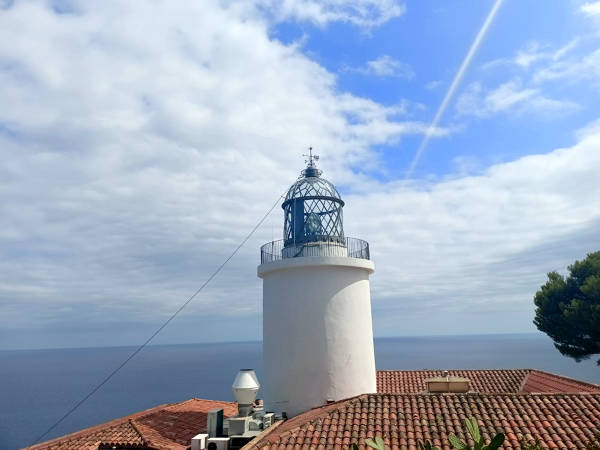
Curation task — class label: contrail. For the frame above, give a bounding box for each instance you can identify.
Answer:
[406,0,504,177]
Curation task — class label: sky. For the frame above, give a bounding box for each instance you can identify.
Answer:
[1,0,600,350]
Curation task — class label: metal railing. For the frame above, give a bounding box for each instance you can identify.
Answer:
[260,237,370,264]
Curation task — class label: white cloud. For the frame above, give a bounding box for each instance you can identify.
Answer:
[476,36,600,119]
[575,117,600,140]
[365,55,414,78]
[346,125,600,336]
[0,0,432,348]
[342,55,415,78]
[425,80,441,90]
[1,0,599,349]
[482,39,581,70]
[255,0,405,28]
[532,48,600,85]
[479,31,600,94]
[456,79,579,118]
[514,41,549,68]
[580,1,600,17]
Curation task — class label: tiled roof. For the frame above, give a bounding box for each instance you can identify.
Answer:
[27,399,238,450]
[28,370,600,450]
[521,370,600,393]
[376,369,600,394]
[246,393,600,450]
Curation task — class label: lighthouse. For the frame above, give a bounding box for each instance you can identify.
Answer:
[258,151,377,417]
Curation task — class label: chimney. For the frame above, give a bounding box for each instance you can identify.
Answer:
[424,372,470,393]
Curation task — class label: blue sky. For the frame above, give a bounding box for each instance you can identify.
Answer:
[1,0,600,349]
[277,0,599,180]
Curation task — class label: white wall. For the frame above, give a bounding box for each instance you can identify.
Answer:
[259,256,377,417]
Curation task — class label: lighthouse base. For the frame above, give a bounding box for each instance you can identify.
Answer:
[258,256,376,417]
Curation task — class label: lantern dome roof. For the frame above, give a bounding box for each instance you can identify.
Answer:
[283,172,343,206]
[282,148,344,207]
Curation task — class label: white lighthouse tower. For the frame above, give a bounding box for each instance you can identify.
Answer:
[258,152,377,417]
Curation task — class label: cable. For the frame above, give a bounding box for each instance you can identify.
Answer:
[31,192,284,446]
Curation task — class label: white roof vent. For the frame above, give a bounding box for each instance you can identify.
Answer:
[232,369,260,415]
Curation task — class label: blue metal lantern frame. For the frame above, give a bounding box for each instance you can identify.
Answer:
[282,174,345,247]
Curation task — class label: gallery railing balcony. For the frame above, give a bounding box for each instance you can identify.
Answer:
[260,237,370,264]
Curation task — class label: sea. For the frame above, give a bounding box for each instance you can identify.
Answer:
[1,333,599,450]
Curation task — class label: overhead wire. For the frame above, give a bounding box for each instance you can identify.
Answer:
[31,191,285,446]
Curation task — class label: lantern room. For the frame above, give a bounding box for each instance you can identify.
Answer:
[282,152,345,248]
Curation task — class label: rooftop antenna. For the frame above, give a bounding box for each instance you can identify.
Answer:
[303,147,319,167]
[302,147,321,177]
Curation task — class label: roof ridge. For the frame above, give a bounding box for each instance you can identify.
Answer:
[193,397,238,405]
[517,369,534,393]
[129,418,166,449]
[162,397,237,411]
[127,418,148,446]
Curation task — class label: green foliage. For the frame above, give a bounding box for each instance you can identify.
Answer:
[448,417,505,450]
[533,251,600,364]
[465,417,480,443]
[448,434,469,450]
[364,437,386,450]
[352,417,506,450]
[354,437,441,450]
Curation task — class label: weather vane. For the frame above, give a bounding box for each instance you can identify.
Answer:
[303,146,319,168]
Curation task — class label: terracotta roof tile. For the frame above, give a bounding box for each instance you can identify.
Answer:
[132,399,237,450]
[377,370,530,394]
[247,393,600,450]
[28,399,237,450]
[521,370,600,393]
[26,406,157,450]
[376,369,600,394]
